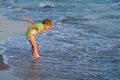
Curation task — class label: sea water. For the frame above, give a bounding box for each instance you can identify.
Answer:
[0,0,120,80]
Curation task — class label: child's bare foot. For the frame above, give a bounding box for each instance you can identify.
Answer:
[35,56,40,59]
[33,55,43,59]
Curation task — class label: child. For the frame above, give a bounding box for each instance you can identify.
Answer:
[23,16,52,59]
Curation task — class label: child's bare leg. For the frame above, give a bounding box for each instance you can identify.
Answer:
[29,39,40,58]
[28,40,34,56]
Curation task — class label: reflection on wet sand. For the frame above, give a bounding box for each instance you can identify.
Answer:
[26,59,40,80]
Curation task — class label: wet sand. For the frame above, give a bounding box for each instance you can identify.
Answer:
[0,15,27,80]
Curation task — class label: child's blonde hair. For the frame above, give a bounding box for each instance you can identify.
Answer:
[42,19,52,26]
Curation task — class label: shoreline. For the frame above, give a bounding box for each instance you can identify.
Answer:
[0,15,27,80]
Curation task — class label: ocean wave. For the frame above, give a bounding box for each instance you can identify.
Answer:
[57,16,89,24]
[17,7,33,11]
[39,1,56,8]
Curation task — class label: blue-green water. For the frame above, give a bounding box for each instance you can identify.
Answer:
[0,0,120,80]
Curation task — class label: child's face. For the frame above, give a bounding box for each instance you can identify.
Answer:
[44,24,51,30]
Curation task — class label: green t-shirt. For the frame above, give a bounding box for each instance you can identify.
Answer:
[26,23,43,37]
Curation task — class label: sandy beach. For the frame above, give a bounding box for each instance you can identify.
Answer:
[0,15,27,80]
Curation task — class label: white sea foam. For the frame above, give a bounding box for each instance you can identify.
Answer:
[2,54,9,65]
[39,1,56,8]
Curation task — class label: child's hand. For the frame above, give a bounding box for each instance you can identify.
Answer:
[44,25,52,30]
[25,26,37,29]
[25,26,29,29]
[22,16,34,24]
[23,16,29,21]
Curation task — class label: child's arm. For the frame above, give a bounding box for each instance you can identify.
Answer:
[27,26,38,29]
[23,16,35,24]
